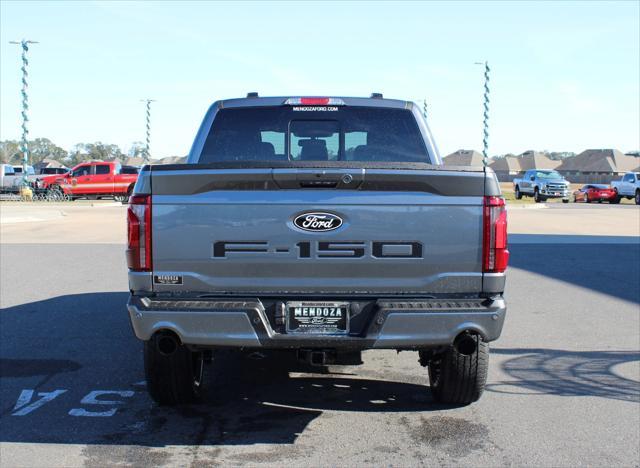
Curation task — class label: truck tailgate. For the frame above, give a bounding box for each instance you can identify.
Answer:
[149,167,487,296]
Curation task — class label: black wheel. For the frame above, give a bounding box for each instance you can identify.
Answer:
[428,334,489,405]
[635,190,640,206]
[515,186,522,200]
[144,333,205,405]
[573,195,578,203]
[533,189,542,203]
[585,195,591,203]
[562,199,569,204]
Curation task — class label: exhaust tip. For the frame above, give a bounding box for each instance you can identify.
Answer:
[157,334,179,356]
[454,333,478,356]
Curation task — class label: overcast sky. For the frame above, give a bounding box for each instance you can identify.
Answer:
[1,1,638,159]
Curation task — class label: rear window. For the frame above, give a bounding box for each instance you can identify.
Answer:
[199,106,429,163]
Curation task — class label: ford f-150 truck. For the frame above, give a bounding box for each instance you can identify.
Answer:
[40,160,137,201]
[126,95,509,406]
[513,169,570,203]
[611,172,640,205]
[0,164,23,193]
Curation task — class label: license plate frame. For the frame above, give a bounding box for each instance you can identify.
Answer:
[286,301,350,335]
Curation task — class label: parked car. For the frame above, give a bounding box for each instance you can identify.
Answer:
[513,170,570,203]
[13,165,42,185]
[611,172,640,205]
[572,184,618,203]
[12,165,36,177]
[0,164,22,193]
[39,160,138,201]
[126,94,509,407]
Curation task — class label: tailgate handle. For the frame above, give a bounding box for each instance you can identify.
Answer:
[299,180,338,188]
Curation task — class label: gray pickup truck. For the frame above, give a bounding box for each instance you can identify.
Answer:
[611,172,640,205]
[513,169,570,203]
[126,95,509,406]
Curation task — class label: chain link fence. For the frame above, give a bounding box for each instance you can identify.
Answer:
[1,189,72,203]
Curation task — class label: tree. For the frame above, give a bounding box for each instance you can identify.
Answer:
[0,138,68,165]
[0,140,21,164]
[128,141,146,158]
[29,138,68,164]
[68,142,125,165]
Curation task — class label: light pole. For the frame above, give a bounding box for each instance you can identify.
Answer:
[140,99,155,161]
[9,39,38,185]
[474,61,490,167]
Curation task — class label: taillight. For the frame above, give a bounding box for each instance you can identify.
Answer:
[126,194,152,271]
[483,196,509,273]
[283,97,346,106]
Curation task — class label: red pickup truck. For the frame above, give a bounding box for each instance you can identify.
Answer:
[39,161,138,201]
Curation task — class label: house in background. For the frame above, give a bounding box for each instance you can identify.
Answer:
[489,155,521,182]
[517,150,561,172]
[556,149,639,183]
[155,156,187,164]
[442,149,485,166]
[124,156,146,167]
[33,158,68,173]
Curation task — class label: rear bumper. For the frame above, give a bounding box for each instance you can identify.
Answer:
[127,296,506,350]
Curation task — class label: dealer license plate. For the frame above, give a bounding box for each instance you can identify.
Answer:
[286,301,349,334]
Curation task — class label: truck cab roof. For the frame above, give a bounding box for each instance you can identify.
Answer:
[217,95,413,110]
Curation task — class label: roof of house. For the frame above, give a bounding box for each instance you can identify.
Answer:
[154,156,187,164]
[124,156,147,166]
[489,156,521,172]
[443,149,484,166]
[556,149,638,173]
[33,158,67,169]
[517,150,561,171]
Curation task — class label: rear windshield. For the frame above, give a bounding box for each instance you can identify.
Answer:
[199,106,429,163]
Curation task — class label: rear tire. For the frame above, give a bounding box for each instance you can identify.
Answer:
[636,190,640,205]
[562,199,569,204]
[428,334,489,405]
[515,186,522,200]
[144,334,205,406]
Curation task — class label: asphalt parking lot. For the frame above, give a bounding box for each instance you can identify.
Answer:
[1,203,639,466]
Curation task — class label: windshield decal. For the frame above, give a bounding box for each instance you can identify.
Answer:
[292,106,339,112]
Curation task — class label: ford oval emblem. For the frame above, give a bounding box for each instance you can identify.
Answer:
[294,212,343,232]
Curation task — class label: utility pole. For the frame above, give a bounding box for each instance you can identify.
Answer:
[474,61,490,167]
[9,39,38,185]
[140,99,155,161]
